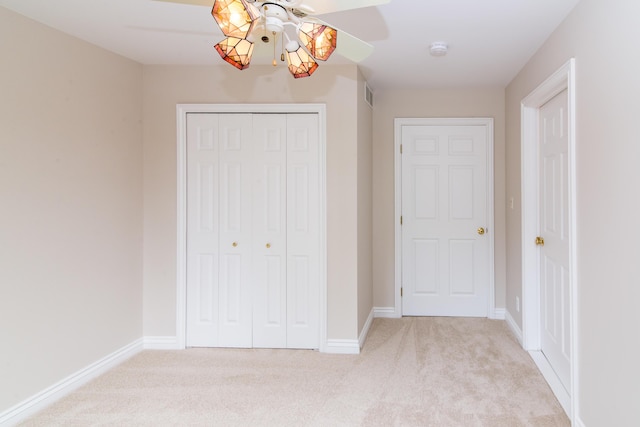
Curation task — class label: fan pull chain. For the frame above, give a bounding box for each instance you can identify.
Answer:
[281,33,285,62]
[272,32,277,67]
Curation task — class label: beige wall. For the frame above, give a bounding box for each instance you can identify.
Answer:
[13,0,640,423]
[142,64,364,340]
[357,71,374,334]
[505,0,640,424]
[0,8,143,412]
[371,89,506,312]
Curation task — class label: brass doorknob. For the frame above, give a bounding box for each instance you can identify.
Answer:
[535,237,545,246]
[477,227,486,235]
[232,242,238,247]
[266,243,271,249]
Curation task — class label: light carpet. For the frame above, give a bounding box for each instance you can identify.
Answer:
[21,317,569,426]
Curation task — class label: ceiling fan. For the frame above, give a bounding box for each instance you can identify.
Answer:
[153,0,390,78]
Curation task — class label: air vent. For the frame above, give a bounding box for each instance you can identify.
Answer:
[364,82,373,108]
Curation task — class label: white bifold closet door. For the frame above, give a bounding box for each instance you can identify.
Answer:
[186,112,319,349]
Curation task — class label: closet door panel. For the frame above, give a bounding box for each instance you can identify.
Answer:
[218,114,253,348]
[252,114,287,348]
[286,114,320,349]
[186,114,220,347]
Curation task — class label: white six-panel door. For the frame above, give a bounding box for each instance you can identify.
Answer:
[401,124,490,317]
[186,113,319,349]
[539,89,571,392]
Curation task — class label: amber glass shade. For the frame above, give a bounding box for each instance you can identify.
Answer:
[211,0,258,39]
[214,37,254,70]
[298,22,337,61]
[286,43,319,78]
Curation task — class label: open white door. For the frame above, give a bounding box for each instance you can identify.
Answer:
[521,59,577,420]
[538,89,571,392]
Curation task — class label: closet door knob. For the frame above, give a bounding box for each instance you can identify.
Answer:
[232,242,238,247]
[266,243,271,249]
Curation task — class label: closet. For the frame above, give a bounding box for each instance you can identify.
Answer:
[185,112,320,349]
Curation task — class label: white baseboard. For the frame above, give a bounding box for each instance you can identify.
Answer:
[143,336,181,350]
[374,307,504,320]
[505,310,523,345]
[529,350,570,417]
[492,308,506,320]
[373,307,399,318]
[325,339,360,355]
[358,308,374,349]
[0,339,143,427]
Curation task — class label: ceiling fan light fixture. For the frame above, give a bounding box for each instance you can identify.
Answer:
[214,37,254,70]
[298,22,337,61]
[285,41,318,79]
[211,0,258,39]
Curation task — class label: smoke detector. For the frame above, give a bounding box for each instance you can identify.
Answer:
[430,42,448,57]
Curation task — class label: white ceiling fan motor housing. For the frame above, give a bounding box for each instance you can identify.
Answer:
[262,3,290,33]
[265,16,285,33]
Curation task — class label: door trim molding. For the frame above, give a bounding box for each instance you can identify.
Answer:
[394,117,495,318]
[175,103,328,352]
[520,58,577,421]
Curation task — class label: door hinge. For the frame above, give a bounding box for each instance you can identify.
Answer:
[400,287,403,297]
[400,144,403,154]
[400,216,403,225]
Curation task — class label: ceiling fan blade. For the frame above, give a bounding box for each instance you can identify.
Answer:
[152,0,213,7]
[305,17,373,62]
[298,0,390,16]
[335,29,374,63]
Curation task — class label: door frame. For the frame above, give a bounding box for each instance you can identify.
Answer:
[520,59,577,420]
[394,118,496,318]
[175,103,327,351]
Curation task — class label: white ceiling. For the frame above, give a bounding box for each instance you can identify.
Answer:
[0,0,580,90]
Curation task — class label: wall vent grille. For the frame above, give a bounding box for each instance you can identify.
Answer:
[364,82,373,108]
